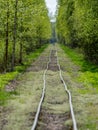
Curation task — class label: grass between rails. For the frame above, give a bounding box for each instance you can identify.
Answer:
[60,44,98,94]
[0,44,48,105]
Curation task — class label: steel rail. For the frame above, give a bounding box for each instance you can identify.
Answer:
[31,49,52,130]
[56,48,78,130]
[31,45,77,130]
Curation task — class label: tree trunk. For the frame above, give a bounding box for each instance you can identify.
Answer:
[4,1,9,71]
[19,43,23,64]
[19,14,23,64]
[11,0,18,71]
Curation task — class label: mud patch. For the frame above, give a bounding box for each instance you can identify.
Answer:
[5,80,19,92]
[48,63,59,71]
[27,55,49,72]
[36,109,72,130]
[0,107,11,130]
[48,50,59,71]
[5,51,49,92]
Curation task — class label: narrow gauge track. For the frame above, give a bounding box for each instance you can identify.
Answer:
[31,45,77,130]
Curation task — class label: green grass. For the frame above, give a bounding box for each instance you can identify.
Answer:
[60,45,83,66]
[0,72,19,105]
[60,44,98,72]
[60,44,98,94]
[58,44,98,130]
[0,44,48,105]
[15,44,48,72]
[0,72,18,89]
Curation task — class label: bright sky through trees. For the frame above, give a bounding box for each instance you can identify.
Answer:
[45,0,57,15]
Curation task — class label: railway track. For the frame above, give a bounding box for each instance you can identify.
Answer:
[31,45,77,130]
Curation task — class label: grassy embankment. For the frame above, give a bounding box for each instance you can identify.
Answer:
[60,44,98,94]
[60,44,98,130]
[0,44,48,105]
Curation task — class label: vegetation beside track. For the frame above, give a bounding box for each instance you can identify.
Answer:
[60,44,98,94]
[57,0,98,64]
[0,45,50,130]
[0,44,98,130]
[0,0,51,72]
[59,44,98,130]
[0,44,48,105]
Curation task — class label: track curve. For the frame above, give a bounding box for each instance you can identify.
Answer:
[31,45,77,130]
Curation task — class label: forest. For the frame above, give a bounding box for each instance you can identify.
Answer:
[56,0,98,64]
[0,0,51,72]
[0,0,98,130]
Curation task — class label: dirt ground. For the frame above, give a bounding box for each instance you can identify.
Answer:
[0,44,98,130]
[0,47,50,130]
[36,49,72,130]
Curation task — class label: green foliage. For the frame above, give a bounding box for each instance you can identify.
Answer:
[57,0,98,64]
[0,71,18,105]
[0,44,48,105]
[0,0,51,72]
[57,0,75,46]
[23,44,48,66]
[61,44,98,94]
[0,72,18,89]
[60,44,83,66]
[61,44,98,71]
[78,71,98,90]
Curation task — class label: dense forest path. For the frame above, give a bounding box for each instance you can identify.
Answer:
[0,44,98,130]
[31,46,77,130]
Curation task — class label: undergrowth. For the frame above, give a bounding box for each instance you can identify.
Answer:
[60,44,98,94]
[0,44,48,105]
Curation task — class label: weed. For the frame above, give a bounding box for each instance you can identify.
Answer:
[60,44,98,72]
[60,44,98,94]
[59,44,98,130]
[0,44,48,105]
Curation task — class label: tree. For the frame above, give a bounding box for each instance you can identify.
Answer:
[0,0,51,72]
[4,0,9,71]
[57,0,98,64]
[11,0,18,71]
